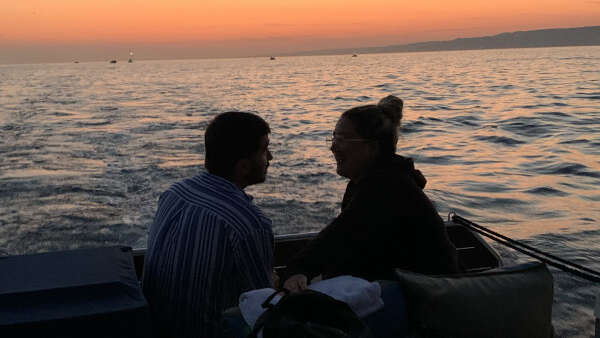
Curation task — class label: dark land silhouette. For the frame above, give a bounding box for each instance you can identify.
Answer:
[287,26,600,57]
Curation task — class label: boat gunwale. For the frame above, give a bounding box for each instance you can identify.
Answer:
[131,221,502,279]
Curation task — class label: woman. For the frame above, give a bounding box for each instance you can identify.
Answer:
[283,96,459,292]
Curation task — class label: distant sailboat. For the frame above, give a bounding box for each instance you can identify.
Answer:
[109,60,117,64]
[270,56,276,60]
[352,54,358,57]
[128,50,134,63]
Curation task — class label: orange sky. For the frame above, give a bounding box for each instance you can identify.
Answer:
[1,0,599,63]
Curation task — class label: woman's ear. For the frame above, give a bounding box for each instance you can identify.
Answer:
[368,141,380,160]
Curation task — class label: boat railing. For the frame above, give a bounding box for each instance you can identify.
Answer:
[131,222,501,279]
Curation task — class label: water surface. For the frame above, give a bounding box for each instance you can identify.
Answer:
[1,46,599,336]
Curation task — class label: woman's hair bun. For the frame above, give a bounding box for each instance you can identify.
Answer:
[377,95,403,125]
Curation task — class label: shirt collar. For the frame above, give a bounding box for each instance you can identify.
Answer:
[197,171,254,202]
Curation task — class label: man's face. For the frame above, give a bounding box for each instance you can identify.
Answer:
[245,134,272,186]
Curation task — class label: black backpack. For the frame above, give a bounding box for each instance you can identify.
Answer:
[248,289,372,338]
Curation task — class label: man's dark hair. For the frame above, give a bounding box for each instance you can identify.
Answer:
[204,111,270,178]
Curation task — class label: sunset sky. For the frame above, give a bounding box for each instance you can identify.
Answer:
[2,0,599,63]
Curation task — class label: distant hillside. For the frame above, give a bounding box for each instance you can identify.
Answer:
[289,26,600,56]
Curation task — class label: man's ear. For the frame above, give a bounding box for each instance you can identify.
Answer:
[234,158,250,177]
[230,158,251,189]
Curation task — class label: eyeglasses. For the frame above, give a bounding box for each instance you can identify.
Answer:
[326,136,373,147]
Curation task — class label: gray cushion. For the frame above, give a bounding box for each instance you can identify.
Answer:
[395,262,553,338]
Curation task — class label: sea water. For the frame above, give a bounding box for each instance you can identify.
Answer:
[1,46,599,336]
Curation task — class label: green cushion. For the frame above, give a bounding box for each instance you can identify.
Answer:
[395,262,553,338]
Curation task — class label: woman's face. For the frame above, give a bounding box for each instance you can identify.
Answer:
[330,117,377,181]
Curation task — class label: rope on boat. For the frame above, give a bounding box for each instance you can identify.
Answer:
[453,214,600,278]
[452,214,600,283]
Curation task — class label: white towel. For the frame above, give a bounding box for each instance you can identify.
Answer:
[238,275,384,329]
[309,275,384,318]
[238,288,282,329]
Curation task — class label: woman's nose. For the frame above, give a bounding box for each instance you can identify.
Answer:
[267,150,273,160]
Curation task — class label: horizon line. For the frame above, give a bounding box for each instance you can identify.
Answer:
[2,24,599,65]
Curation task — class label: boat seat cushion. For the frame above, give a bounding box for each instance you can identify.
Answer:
[395,262,553,338]
[0,246,151,338]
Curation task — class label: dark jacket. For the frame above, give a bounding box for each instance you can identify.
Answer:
[283,154,459,282]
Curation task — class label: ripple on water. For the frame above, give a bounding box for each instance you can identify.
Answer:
[531,209,566,219]
[533,162,600,179]
[473,135,525,147]
[130,123,177,134]
[558,139,589,145]
[452,98,482,106]
[51,111,74,117]
[581,194,600,202]
[573,93,600,100]
[1,124,18,131]
[0,169,80,180]
[416,155,458,165]
[425,104,455,111]
[464,182,515,194]
[524,186,569,196]
[499,116,557,138]
[447,115,482,127]
[76,120,112,127]
[516,102,570,109]
[445,191,531,213]
[83,133,131,145]
[333,96,355,101]
[489,84,516,90]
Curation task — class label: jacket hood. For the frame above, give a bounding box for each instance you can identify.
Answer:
[377,154,427,189]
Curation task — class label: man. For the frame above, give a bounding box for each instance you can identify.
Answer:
[142,111,274,338]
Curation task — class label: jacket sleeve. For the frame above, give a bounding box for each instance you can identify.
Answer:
[282,181,390,281]
[281,218,347,281]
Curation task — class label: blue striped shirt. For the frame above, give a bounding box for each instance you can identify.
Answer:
[142,172,274,338]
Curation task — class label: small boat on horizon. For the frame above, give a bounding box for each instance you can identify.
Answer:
[270,56,276,60]
[109,60,117,64]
